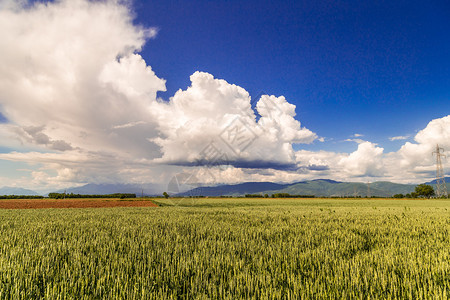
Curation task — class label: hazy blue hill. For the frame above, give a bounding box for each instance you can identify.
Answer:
[265,180,419,197]
[370,182,415,195]
[16,178,447,198]
[425,177,450,184]
[263,180,390,197]
[55,183,165,196]
[178,179,420,197]
[176,182,289,197]
[310,179,342,184]
[0,187,39,196]
[265,180,339,196]
[427,182,450,193]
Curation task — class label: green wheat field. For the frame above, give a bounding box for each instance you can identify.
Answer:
[0,198,449,299]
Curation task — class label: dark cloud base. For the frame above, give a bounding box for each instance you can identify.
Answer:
[165,159,300,171]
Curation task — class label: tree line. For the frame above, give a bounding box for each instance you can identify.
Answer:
[162,184,447,199]
[393,184,444,199]
[0,195,44,199]
[244,193,315,198]
[47,193,136,199]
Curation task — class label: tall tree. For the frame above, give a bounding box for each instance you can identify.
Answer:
[414,184,435,198]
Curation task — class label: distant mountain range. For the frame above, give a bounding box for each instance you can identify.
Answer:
[425,177,450,184]
[262,180,416,198]
[177,179,446,197]
[176,182,290,197]
[55,183,165,196]
[0,186,39,196]
[2,178,450,197]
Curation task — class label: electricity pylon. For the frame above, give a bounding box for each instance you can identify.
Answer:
[432,144,448,197]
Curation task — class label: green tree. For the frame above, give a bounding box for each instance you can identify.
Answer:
[163,192,169,199]
[414,184,435,198]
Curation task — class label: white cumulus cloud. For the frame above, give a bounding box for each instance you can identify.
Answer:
[397,115,450,171]
[1,0,448,190]
[0,0,318,189]
[150,72,317,169]
[294,115,450,183]
[339,142,384,177]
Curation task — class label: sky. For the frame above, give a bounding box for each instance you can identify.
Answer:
[0,0,449,193]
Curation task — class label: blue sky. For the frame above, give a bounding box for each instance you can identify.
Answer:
[136,0,450,153]
[0,0,449,192]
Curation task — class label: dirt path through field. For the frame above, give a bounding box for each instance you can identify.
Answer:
[0,198,158,209]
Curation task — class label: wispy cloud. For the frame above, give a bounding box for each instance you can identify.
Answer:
[344,138,366,144]
[389,135,409,141]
